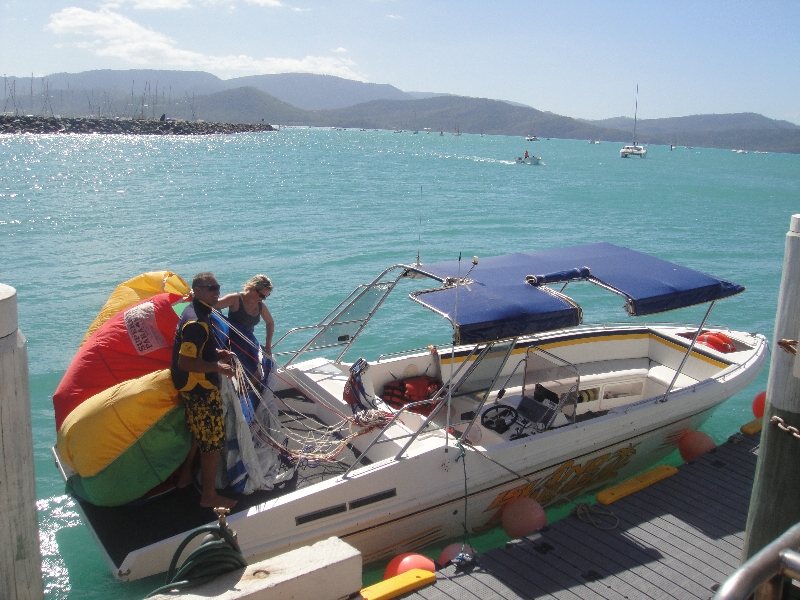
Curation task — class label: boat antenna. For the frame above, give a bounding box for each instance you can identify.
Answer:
[633,84,639,146]
[416,186,422,267]
[445,252,463,452]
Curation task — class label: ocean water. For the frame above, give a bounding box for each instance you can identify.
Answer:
[2,129,799,598]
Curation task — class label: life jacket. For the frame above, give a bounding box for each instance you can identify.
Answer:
[380,375,443,416]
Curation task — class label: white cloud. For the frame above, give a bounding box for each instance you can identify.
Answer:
[129,0,193,8]
[46,7,366,80]
[243,0,282,6]
[386,14,401,19]
[333,47,347,53]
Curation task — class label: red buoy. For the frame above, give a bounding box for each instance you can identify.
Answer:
[501,497,547,539]
[752,391,766,419]
[384,552,435,579]
[678,430,716,462]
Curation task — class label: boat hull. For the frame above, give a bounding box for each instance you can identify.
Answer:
[100,325,766,580]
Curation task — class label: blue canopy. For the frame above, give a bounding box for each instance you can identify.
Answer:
[407,242,744,344]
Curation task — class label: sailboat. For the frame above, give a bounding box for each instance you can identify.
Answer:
[620,85,647,158]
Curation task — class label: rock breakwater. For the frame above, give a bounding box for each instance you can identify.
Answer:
[0,116,275,135]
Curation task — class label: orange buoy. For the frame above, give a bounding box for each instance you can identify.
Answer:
[752,391,766,419]
[697,331,736,353]
[678,430,716,462]
[437,542,475,567]
[501,497,546,539]
[384,552,436,579]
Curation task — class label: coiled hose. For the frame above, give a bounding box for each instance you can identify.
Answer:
[145,510,247,598]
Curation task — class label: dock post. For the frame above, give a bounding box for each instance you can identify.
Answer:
[742,214,800,561]
[0,284,43,599]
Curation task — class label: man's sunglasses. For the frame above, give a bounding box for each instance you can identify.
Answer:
[198,284,220,291]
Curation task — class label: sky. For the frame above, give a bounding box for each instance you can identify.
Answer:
[2,0,799,124]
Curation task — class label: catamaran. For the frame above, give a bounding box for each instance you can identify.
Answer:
[53,242,767,581]
[621,85,647,158]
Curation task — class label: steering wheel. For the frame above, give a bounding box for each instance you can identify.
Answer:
[480,405,519,434]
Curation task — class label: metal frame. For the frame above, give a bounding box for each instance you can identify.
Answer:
[714,522,800,600]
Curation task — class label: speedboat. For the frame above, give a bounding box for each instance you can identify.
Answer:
[526,135,539,141]
[53,242,767,581]
[620,144,646,158]
[516,155,542,165]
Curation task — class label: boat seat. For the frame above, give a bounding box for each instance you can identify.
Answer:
[647,365,699,389]
[576,358,651,384]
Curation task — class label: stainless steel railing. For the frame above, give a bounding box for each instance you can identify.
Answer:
[714,522,800,600]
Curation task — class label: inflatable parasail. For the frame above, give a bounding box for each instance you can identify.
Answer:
[54,272,192,506]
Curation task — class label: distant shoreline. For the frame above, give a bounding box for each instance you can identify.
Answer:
[0,116,275,135]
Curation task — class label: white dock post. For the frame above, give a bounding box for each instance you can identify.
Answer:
[742,214,800,561]
[0,284,44,599]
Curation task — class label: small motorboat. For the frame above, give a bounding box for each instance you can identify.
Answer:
[54,243,767,581]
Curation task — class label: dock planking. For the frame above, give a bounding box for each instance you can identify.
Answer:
[402,430,759,600]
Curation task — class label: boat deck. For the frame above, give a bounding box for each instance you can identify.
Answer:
[71,393,363,571]
[404,429,759,600]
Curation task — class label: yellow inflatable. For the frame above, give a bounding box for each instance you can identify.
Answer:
[80,271,189,346]
[56,369,191,506]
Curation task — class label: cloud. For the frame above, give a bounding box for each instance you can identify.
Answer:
[385,14,401,19]
[46,7,366,80]
[333,47,347,53]
[243,0,283,6]
[127,0,193,8]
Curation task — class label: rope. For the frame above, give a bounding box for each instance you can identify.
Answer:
[573,502,619,530]
[451,441,478,568]
[144,515,247,598]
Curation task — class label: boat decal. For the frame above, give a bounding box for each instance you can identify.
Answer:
[295,503,347,526]
[474,443,638,532]
[349,488,397,510]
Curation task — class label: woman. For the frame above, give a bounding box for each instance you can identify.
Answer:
[215,274,275,377]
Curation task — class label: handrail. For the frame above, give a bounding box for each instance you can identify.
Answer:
[714,522,800,600]
[341,397,448,478]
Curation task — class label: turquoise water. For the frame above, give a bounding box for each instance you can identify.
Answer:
[2,129,799,598]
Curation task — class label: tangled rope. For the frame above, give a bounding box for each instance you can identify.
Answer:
[213,317,392,464]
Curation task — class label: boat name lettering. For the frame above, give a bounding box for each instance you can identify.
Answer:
[484,444,637,512]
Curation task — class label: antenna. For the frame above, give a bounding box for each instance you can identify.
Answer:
[417,186,422,261]
[445,252,463,451]
[634,84,639,146]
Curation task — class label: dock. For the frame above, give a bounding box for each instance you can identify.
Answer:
[404,430,759,600]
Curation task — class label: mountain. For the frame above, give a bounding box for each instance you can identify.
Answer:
[190,86,309,124]
[4,70,418,111]
[314,95,623,140]
[4,69,800,153]
[589,113,799,135]
[224,73,413,110]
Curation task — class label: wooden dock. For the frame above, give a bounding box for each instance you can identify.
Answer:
[404,430,759,600]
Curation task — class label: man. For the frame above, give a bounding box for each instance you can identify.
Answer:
[171,272,237,509]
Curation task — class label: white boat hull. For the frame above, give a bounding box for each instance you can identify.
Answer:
[102,324,766,580]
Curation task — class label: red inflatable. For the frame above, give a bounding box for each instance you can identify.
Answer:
[53,293,184,430]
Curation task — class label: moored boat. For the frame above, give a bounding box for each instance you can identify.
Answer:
[53,242,767,581]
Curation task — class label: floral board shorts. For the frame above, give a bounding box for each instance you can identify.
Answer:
[180,385,225,453]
